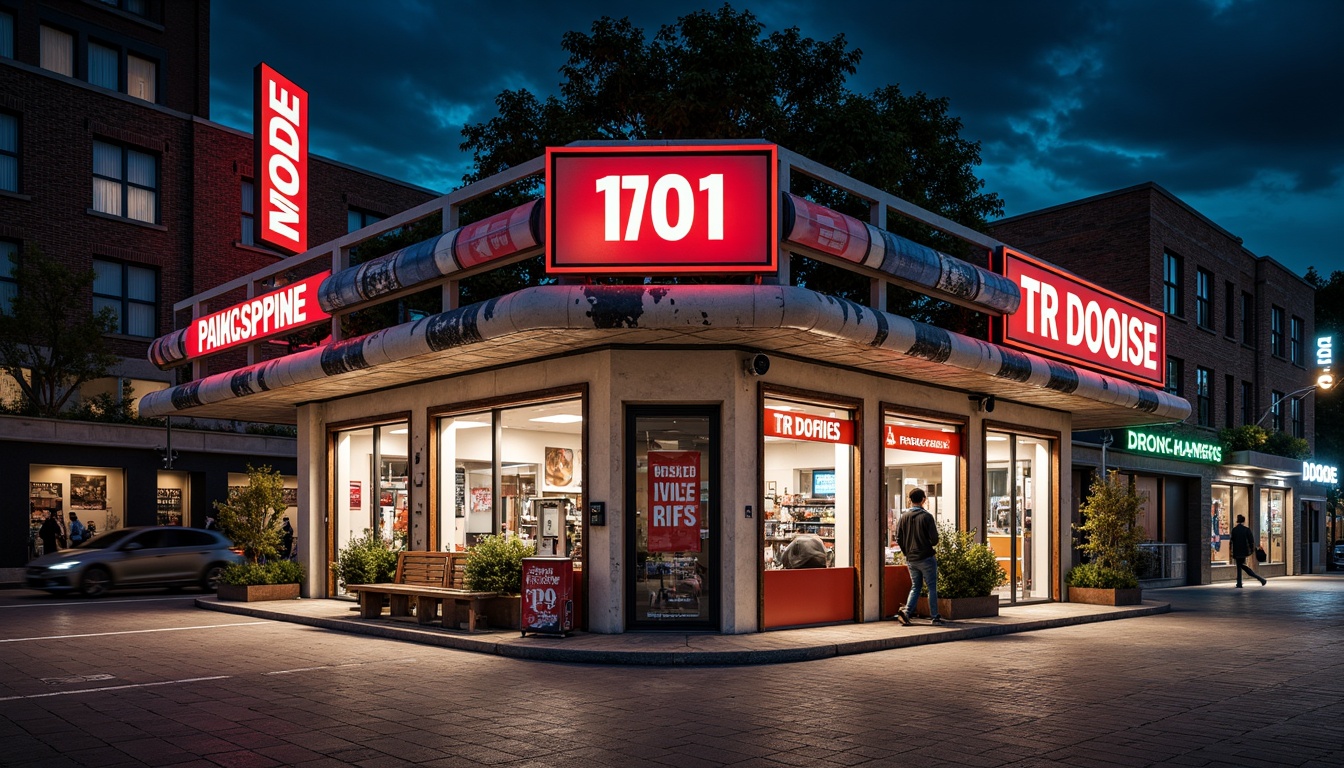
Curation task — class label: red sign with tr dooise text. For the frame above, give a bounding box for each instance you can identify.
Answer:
[764,409,855,444]
[647,451,702,552]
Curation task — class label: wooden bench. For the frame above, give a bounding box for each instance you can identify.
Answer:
[345,551,498,633]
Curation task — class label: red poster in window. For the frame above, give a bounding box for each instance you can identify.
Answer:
[349,481,362,510]
[647,451,701,552]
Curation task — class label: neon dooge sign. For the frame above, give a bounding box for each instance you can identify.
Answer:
[1303,461,1338,484]
[1126,429,1222,463]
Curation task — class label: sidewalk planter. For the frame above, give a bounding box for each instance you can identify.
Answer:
[1068,586,1142,606]
[484,595,522,629]
[217,583,301,602]
[916,595,1000,619]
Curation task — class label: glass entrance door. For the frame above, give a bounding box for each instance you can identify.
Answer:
[986,431,1052,602]
[626,406,718,630]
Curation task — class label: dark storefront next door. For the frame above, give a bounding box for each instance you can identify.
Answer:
[626,405,719,630]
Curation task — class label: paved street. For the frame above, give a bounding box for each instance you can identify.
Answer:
[1,577,1341,768]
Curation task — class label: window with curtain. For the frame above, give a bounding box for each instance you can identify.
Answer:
[241,180,256,245]
[1,11,14,59]
[0,111,17,193]
[88,42,119,90]
[1196,268,1212,329]
[127,55,156,102]
[92,140,158,224]
[348,207,383,233]
[40,25,74,76]
[1,240,17,316]
[1196,367,1212,427]
[93,259,157,337]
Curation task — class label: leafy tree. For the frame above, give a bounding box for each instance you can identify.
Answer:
[1072,471,1146,586]
[458,5,1001,324]
[1220,424,1310,460]
[214,463,287,564]
[0,246,118,417]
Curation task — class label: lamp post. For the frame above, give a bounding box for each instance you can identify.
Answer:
[1254,385,1320,428]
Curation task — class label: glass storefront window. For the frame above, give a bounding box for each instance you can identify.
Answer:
[882,414,961,564]
[762,398,856,570]
[156,471,189,526]
[985,431,1052,602]
[28,464,126,560]
[1210,484,1249,565]
[1260,488,1285,564]
[333,420,409,590]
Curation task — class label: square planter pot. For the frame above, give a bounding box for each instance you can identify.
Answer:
[483,595,522,630]
[1068,586,1142,606]
[217,583,301,602]
[916,595,1000,619]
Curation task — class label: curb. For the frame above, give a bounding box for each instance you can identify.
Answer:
[196,598,1170,666]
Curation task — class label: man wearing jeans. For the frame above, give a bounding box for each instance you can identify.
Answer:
[895,488,943,625]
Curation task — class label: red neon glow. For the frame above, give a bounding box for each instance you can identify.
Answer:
[254,63,308,254]
[185,271,331,358]
[546,144,777,274]
[994,248,1165,386]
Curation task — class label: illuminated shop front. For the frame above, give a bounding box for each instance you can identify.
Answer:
[140,142,1189,633]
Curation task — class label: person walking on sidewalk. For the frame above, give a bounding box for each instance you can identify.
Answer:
[1230,514,1266,588]
[895,487,943,625]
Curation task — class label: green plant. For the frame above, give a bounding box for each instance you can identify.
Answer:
[331,530,399,589]
[463,534,532,594]
[220,560,305,586]
[214,464,287,564]
[1071,470,1146,585]
[1065,562,1139,590]
[933,523,1007,599]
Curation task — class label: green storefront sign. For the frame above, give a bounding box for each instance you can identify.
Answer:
[1126,429,1223,463]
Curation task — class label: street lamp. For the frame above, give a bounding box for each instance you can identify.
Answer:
[1254,385,1321,428]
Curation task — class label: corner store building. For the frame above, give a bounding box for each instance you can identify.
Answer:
[141,143,1188,633]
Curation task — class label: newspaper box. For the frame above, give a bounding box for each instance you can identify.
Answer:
[521,557,574,637]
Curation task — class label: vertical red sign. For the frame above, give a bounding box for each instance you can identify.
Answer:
[521,557,575,636]
[647,451,701,552]
[254,63,308,254]
[348,481,361,510]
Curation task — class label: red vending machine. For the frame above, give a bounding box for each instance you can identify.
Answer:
[521,557,574,637]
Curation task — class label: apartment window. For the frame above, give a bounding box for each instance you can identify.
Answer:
[1241,381,1253,426]
[1196,367,1212,427]
[98,0,151,18]
[93,140,158,224]
[0,111,17,193]
[1224,374,1234,428]
[1,10,14,59]
[88,42,119,90]
[93,259,156,337]
[1269,390,1284,432]
[1165,357,1183,397]
[1290,397,1303,439]
[348,207,383,233]
[1163,251,1183,317]
[1,239,17,316]
[1270,306,1284,357]
[127,54,157,103]
[1224,281,1235,337]
[241,180,256,245]
[1241,292,1254,346]
[1196,268,1212,329]
[1290,317,1304,366]
[40,25,74,76]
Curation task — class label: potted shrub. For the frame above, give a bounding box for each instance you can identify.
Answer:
[331,529,399,593]
[1066,471,1145,606]
[464,534,532,629]
[915,523,1007,619]
[217,560,305,602]
[214,464,298,602]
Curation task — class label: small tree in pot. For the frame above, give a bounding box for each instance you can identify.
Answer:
[464,534,533,629]
[1066,471,1146,605]
[214,464,298,601]
[331,530,399,591]
[915,523,1007,619]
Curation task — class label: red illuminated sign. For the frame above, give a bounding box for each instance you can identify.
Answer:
[546,144,777,274]
[647,451,702,552]
[884,425,960,456]
[185,271,331,358]
[254,63,308,254]
[993,248,1165,386]
[764,410,856,445]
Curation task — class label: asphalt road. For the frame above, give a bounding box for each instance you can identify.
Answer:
[1,577,1341,767]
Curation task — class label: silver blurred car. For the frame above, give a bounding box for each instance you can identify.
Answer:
[26,526,244,597]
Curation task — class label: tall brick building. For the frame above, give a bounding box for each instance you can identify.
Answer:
[990,182,1333,583]
[0,0,436,569]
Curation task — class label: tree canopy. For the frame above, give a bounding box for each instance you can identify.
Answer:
[458,5,1001,320]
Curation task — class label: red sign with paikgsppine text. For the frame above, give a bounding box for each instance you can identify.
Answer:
[254,63,308,254]
[994,247,1165,386]
[546,144,777,274]
[185,271,331,358]
[647,451,701,552]
[764,410,855,445]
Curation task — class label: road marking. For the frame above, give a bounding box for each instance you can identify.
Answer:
[0,676,230,701]
[0,621,269,643]
[0,596,203,609]
[265,658,414,675]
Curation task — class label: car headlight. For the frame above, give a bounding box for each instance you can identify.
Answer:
[49,561,81,570]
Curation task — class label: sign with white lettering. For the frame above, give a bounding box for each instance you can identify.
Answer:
[1126,429,1223,463]
[521,557,574,635]
[1317,336,1334,390]
[185,271,331,358]
[764,410,855,445]
[647,450,701,552]
[884,424,960,456]
[1302,461,1338,485]
[254,63,308,254]
[994,248,1165,386]
[546,144,777,274]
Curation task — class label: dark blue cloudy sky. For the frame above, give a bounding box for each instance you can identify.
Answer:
[210,0,1343,279]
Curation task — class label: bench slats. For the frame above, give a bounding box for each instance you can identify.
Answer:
[346,550,497,632]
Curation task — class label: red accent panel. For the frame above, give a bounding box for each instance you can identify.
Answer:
[782,193,871,264]
[254,63,308,254]
[882,564,913,617]
[453,200,541,269]
[763,567,855,629]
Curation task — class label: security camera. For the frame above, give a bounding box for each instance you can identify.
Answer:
[970,394,996,413]
[745,353,771,377]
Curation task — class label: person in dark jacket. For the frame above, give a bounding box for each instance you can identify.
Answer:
[38,511,62,555]
[280,517,295,560]
[895,487,943,625]
[1230,514,1266,587]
